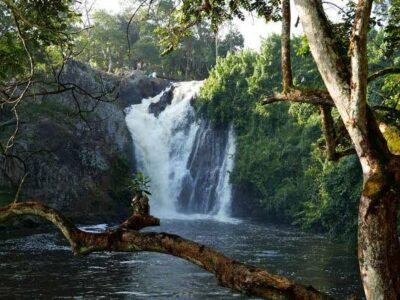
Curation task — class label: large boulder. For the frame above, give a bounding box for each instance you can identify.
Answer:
[118,70,170,107]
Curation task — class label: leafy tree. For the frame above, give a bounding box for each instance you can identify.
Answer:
[76,10,138,73]
[75,2,244,79]
[173,0,400,297]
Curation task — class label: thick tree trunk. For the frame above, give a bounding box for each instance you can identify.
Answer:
[0,201,333,300]
[357,113,400,299]
[281,0,293,93]
[358,179,400,299]
[294,0,400,298]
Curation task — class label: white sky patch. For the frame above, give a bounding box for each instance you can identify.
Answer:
[92,0,345,51]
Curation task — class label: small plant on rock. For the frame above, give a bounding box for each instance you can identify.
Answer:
[128,172,151,198]
[128,172,152,215]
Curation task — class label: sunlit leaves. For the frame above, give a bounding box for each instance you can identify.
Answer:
[157,0,281,54]
[0,0,79,80]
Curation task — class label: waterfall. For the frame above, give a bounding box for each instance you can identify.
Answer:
[125,81,236,220]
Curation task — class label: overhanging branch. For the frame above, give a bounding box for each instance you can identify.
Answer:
[261,91,356,161]
[261,89,334,106]
[0,201,333,300]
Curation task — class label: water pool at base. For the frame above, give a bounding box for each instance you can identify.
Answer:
[0,219,364,299]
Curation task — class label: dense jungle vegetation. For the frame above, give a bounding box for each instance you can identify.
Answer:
[196,31,400,241]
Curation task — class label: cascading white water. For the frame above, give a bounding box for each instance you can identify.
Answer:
[214,125,235,219]
[125,81,236,220]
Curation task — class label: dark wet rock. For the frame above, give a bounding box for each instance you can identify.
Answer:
[230,184,266,219]
[0,60,169,223]
[177,121,229,214]
[148,86,175,117]
[118,71,170,107]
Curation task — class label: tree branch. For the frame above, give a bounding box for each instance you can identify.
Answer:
[368,67,400,84]
[0,201,333,300]
[262,93,356,161]
[261,89,334,106]
[127,0,148,57]
[349,0,373,133]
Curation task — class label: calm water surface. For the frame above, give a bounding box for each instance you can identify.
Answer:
[0,218,364,299]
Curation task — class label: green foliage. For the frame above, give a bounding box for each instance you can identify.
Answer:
[197,51,256,131]
[383,125,400,154]
[197,34,365,241]
[298,154,362,241]
[366,29,400,128]
[384,0,400,55]
[75,3,244,80]
[0,0,79,80]
[156,0,280,54]
[197,36,321,222]
[128,172,152,197]
[76,10,132,72]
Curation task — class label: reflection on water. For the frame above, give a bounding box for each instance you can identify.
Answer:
[0,219,364,299]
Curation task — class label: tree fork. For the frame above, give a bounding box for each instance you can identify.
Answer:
[0,201,334,300]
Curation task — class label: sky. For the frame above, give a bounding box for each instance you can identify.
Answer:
[92,0,344,51]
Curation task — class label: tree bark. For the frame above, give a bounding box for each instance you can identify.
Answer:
[319,105,338,161]
[294,0,400,298]
[281,0,293,93]
[0,201,334,300]
[262,89,333,106]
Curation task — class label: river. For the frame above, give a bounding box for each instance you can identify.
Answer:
[0,218,364,299]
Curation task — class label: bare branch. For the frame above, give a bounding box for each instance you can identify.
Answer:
[13,172,28,203]
[368,67,400,84]
[322,1,347,15]
[127,0,149,57]
[0,119,18,129]
[261,89,334,106]
[373,105,400,120]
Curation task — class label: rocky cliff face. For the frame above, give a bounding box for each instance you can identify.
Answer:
[0,61,168,223]
[177,121,230,214]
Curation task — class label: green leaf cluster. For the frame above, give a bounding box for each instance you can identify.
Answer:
[128,172,152,198]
